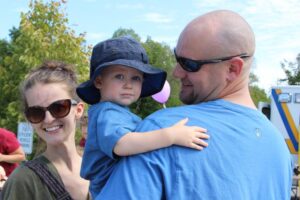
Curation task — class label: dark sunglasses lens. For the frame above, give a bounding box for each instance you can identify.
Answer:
[49,100,71,118]
[26,107,45,123]
[180,58,201,72]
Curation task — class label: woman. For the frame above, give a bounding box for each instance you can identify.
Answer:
[1,61,90,200]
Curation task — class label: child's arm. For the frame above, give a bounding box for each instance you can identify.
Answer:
[114,118,209,156]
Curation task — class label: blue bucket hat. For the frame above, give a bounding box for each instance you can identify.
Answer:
[76,36,167,104]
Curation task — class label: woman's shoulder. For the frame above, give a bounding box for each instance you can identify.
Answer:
[7,163,36,182]
[2,157,56,199]
[6,156,52,181]
[5,156,49,184]
[2,163,42,198]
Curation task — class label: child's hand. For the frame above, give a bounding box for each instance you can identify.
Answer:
[168,118,209,150]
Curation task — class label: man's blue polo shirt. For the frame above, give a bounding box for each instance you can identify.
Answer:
[97,100,292,200]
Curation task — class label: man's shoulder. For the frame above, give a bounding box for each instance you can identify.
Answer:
[0,128,16,138]
[141,100,235,128]
[140,105,194,129]
[1,129,20,150]
[146,104,200,120]
[148,101,222,117]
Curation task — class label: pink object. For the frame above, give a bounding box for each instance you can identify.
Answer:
[151,80,171,104]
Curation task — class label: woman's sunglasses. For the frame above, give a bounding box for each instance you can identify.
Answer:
[25,99,78,124]
[174,49,250,72]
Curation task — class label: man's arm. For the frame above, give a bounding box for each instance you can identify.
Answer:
[0,147,26,163]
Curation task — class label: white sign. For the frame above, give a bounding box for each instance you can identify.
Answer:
[17,122,34,154]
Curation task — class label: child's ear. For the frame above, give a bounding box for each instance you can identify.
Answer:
[94,77,102,89]
[75,102,85,120]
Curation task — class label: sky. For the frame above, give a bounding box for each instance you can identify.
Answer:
[1,0,300,94]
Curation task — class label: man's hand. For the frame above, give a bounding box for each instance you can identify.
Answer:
[0,165,7,181]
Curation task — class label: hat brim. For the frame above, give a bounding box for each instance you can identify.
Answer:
[77,59,167,104]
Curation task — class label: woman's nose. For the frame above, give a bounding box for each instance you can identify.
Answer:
[43,110,56,123]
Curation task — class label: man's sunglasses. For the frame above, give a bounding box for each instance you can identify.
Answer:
[25,99,78,124]
[174,49,251,72]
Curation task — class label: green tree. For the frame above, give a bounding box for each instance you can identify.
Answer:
[249,72,269,106]
[0,0,91,133]
[249,85,269,105]
[281,53,300,85]
[0,39,13,126]
[112,28,141,42]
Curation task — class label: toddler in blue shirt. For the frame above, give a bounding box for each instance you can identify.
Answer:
[76,36,209,199]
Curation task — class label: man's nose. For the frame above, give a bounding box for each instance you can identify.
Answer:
[172,63,186,79]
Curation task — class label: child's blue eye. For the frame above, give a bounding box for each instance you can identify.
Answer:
[132,76,142,82]
[115,74,124,80]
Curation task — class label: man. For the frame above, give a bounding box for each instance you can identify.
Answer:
[97,10,292,200]
[0,128,25,177]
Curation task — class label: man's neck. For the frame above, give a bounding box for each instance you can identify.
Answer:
[222,86,257,109]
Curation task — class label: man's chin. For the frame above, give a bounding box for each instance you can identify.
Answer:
[179,92,192,105]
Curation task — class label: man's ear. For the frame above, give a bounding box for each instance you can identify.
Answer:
[94,76,102,90]
[227,57,243,81]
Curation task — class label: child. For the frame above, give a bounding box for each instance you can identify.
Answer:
[76,36,209,198]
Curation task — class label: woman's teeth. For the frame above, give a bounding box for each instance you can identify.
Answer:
[45,125,61,132]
